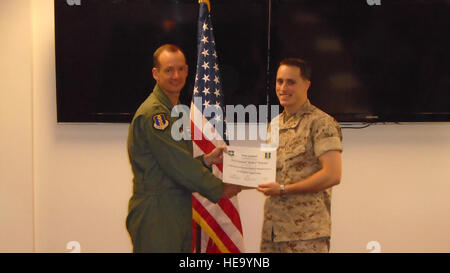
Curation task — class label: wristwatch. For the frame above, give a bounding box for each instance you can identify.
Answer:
[280,184,286,198]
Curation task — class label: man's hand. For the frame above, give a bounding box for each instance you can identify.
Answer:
[221,183,242,199]
[203,146,227,167]
[257,182,282,197]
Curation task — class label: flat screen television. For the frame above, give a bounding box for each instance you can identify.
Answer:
[270,0,450,122]
[55,0,450,123]
[54,0,268,123]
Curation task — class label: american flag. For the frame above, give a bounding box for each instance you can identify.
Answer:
[190,0,244,253]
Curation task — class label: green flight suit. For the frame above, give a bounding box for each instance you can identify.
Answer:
[126,85,224,253]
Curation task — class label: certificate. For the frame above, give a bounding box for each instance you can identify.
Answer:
[223,146,276,188]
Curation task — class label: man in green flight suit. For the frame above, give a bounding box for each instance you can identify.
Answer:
[126,44,241,253]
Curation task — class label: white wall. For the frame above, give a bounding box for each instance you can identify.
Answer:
[0,0,34,252]
[31,0,132,253]
[1,0,449,253]
[332,124,450,252]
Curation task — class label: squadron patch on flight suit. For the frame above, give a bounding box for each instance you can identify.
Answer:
[153,113,169,131]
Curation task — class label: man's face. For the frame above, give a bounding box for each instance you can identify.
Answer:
[275,65,310,113]
[152,50,188,96]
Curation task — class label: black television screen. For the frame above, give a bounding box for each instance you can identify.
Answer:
[270,0,450,122]
[55,0,450,123]
[54,0,268,122]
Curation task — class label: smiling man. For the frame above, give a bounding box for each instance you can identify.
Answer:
[258,58,343,253]
[126,44,241,253]
[151,45,188,106]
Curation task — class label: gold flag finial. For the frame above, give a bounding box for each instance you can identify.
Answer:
[198,0,210,11]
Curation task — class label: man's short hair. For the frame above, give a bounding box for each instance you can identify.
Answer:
[279,58,312,81]
[153,44,185,68]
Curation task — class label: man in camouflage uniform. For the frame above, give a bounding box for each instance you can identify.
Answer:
[258,58,343,253]
[126,44,240,253]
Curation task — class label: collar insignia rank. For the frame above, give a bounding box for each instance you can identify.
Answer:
[153,113,169,131]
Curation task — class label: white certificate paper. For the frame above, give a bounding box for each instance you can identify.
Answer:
[223,146,276,188]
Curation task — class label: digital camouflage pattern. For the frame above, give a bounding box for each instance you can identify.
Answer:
[261,100,343,245]
[261,237,330,253]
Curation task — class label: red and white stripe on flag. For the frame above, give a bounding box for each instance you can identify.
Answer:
[191,105,244,253]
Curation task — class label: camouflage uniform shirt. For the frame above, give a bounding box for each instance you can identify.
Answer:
[262,100,343,242]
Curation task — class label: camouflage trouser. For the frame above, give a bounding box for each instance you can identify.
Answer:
[260,237,330,253]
